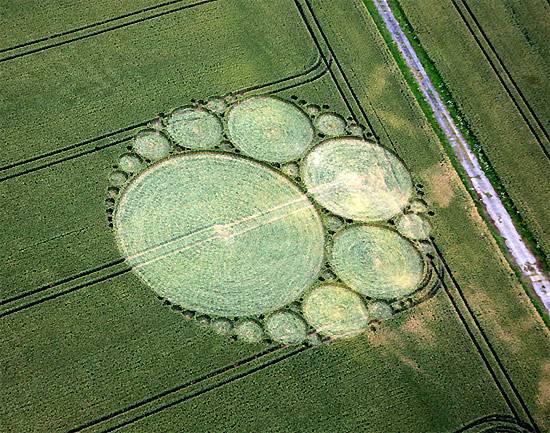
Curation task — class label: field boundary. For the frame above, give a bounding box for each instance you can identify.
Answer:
[432,242,538,430]
[0,0,218,64]
[452,0,550,159]
[0,261,130,319]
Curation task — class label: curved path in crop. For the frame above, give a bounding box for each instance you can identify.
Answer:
[374,0,550,311]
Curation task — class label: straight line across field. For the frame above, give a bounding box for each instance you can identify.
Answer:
[451,0,550,158]
[0,0,218,64]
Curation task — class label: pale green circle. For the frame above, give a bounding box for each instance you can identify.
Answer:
[305,104,320,116]
[196,315,210,326]
[367,301,393,321]
[314,113,347,136]
[133,130,171,162]
[306,333,322,346]
[396,213,431,240]
[302,138,413,221]
[408,199,428,214]
[265,310,307,344]
[114,152,324,317]
[330,225,424,300]
[211,318,233,335]
[109,170,128,187]
[418,242,436,256]
[347,124,365,136]
[322,213,344,233]
[319,268,336,282]
[227,96,314,163]
[281,162,300,178]
[234,320,264,343]
[118,154,142,173]
[165,107,223,149]
[302,283,369,338]
[205,97,227,114]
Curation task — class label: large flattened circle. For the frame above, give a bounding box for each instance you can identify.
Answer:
[330,225,424,300]
[302,138,413,222]
[227,96,314,163]
[114,152,324,317]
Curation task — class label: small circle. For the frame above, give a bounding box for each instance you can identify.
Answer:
[305,104,320,116]
[133,130,171,162]
[224,94,238,105]
[118,154,142,174]
[196,315,211,326]
[302,138,413,221]
[234,320,264,343]
[418,242,436,257]
[205,97,227,114]
[302,283,369,338]
[319,268,336,282]
[395,213,431,240]
[367,301,393,321]
[114,153,324,317]
[306,333,322,346]
[165,107,223,149]
[107,187,119,198]
[330,225,425,300]
[408,199,428,214]
[109,170,128,187]
[347,124,364,136]
[265,310,307,344]
[227,96,314,163]
[314,113,347,136]
[280,162,300,178]
[322,213,344,233]
[211,318,233,335]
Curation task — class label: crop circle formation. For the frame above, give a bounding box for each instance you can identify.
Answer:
[107,94,436,346]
